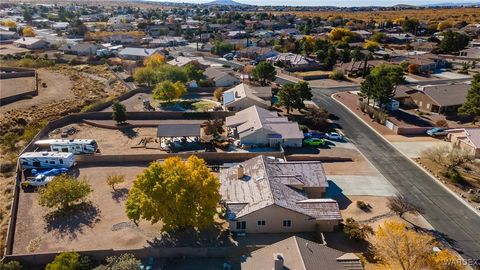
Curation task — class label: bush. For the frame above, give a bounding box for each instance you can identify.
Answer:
[471,194,480,203]
[198,79,213,87]
[45,252,80,270]
[356,200,370,211]
[68,57,82,66]
[343,218,374,241]
[38,175,92,210]
[435,119,448,128]
[329,69,345,80]
[106,174,125,191]
[21,120,48,143]
[0,261,22,270]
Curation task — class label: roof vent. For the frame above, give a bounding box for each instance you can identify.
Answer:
[237,165,244,179]
[273,253,284,270]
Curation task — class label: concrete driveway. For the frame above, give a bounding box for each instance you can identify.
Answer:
[391,141,451,158]
[327,175,398,197]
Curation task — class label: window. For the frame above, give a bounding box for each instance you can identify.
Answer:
[283,220,291,227]
[257,220,266,226]
[59,159,63,164]
[236,221,246,230]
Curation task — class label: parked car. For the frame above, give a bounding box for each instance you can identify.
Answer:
[223,53,234,60]
[303,138,325,146]
[304,132,327,139]
[426,128,448,137]
[24,168,69,187]
[326,132,344,141]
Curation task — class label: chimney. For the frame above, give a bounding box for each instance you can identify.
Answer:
[237,165,244,179]
[273,253,284,270]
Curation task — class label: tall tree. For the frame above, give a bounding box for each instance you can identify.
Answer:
[133,66,155,87]
[323,46,338,70]
[458,74,480,122]
[112,100,127,124]
[153,80,187,102]
[38,175,92,210]
[125,156,221,231]
[252,61,277,86]
[295,81,312,103]
[439,30,470,53]
[277,83,303,114]
[203,119,225,140]
[143,52,165,68]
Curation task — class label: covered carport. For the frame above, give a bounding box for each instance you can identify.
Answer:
[156,123,202,152]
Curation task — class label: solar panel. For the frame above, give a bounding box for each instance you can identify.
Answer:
[223,91,235,105]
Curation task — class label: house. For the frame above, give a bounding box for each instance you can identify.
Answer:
[167,56,214,69]
[223,83,271,111]
[353,30,372,39]
[0,30,19,41]
[241,236,363,270]
[227,30,247,39]
[390,54,448,73]
[220,155,341,234]
[13,37,49,50]
[118,47,160,61]
[225,105,304,147]
[411,41,437,52]
[239,46,279,61]
[150,36,188,47]
[268,53,321,71]
[447,128,480,158]
[386,33,414,44]
[409,83,470,115]
[459,48,480,60]
[275,28,300,36]
[59,43,98,56]
[204,67,240,87]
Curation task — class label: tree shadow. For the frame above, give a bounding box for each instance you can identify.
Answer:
[111,188,129,203]
[120,127,138,139]
[44,202,101,240]
[147,223,233,248]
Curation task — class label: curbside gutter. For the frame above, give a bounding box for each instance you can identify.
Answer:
[331,93,480,217]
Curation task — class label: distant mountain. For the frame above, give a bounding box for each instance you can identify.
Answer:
[421,2,479,7]
[204,0,250,6]
[393,4,417,8]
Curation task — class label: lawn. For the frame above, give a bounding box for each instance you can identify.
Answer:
[157,100,217,112]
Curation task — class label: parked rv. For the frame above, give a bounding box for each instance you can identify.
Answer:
[19,152,76,169]
[34,139,98,154]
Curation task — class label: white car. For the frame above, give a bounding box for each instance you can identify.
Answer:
[25,175,54,187]
[327,132,344,141]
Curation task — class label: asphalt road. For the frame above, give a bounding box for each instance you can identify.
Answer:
[311,90,480,262]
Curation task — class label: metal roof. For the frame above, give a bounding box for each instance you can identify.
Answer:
[156,123,200,137]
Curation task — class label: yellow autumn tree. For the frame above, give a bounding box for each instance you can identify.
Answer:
[437,21,453,31]
[3,20,17,28]
[143,52,166,68]
[373,220,465,270]
[22,27,35,37]
[329,27,353,42]
[364,40,380,51]
[125,156,221,231]
[152,80,187,102]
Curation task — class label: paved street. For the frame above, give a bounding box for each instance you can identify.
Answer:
[312,89,480,260]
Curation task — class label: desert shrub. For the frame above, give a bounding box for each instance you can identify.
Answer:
[68,57,82,66]
[435,119,449,128]
[198,79,213,87]
[356,200,370,211]
[329,68,345,80]
[343,218,374,241]
[470,194,480,203]
[387,195,424,217]
[106,174,125,191]
[0,261,22,270]
[21,120,48,143]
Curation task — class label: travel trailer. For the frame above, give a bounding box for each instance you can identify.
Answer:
[19,152,76,169]
[34,139,98,154]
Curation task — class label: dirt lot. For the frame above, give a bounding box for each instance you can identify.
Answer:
[0,69,74,113]
[0,76,36,100]
[13,165,164,253]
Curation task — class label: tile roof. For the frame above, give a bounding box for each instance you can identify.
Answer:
[241,236,363,270]
[222,83,271,106]
[220,155,340,221]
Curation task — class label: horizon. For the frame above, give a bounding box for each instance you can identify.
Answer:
[145,0,479,7]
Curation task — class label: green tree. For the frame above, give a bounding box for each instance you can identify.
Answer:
[402,17,419,34]
[45,252,80,270]
[125,156,221,231]
[323,47,337,70]
[112,100,127,124]
[252,61,277,86]
[133,66,156,87]
[458,74,480,122]
[183,63,204,81]
[439,30,470,53]
[343,217,374,241]
[211,41,233,56]
[38,175,92,210]
[351,47,365,61]
[277,83,303,114]
[295,81,312,103]
[154,64,189,83]
[153,80,187,102]
[94,253,141,270]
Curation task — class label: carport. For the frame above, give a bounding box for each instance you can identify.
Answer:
[157,123,202,152]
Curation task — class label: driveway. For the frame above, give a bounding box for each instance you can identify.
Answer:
[311,89,480,260]
[326,175,397,197]
[391,141,451,158]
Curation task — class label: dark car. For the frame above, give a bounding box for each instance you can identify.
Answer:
[304,132,327,139]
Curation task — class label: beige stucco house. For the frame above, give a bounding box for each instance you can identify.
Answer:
[447,128,480,158]
[220,155,342,234]
[225,105,303,148]
[222,83,271,111]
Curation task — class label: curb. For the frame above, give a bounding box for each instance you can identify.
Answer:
[331,93,480,217]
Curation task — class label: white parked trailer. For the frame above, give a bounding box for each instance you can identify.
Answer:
[34,139,98,154]
[19,152,76,169]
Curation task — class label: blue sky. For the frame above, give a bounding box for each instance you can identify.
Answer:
[156,0,476,6]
